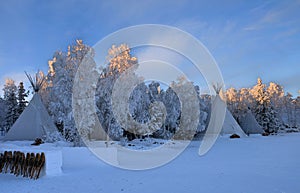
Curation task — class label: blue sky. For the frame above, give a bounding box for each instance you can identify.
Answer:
[0,0,299,96]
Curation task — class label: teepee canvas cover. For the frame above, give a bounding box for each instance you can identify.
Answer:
[238,110,264,134]
[209,94,247,137]
[4,72,58,141]
[221,108,247,137]
[4,94,58,141]
[4,93,57,141]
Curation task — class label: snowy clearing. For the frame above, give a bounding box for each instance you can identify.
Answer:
[0,133,300,193]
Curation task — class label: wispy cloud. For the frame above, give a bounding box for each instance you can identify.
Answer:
[244,1,300,31]
[173,17,240,53]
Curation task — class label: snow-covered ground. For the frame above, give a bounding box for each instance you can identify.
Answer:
[1,133,300,193]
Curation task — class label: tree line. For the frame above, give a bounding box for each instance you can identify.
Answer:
[1,40,299,144]
[225,78,300,133]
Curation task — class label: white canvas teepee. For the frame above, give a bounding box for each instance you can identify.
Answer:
[4,73,58,141]
[212,85,247,137]
[238,110,264,134]
[199,86,247,156]
[221,108,247,137]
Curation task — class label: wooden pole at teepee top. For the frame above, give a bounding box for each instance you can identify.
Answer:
[25,71,46,93]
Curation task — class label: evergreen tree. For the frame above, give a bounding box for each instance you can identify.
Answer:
[3,79,18,132]
[251,78,281,133]
[129,83,151,124]
[282,92,294,127]
[162,86,181,134]
[295,96,300,127]
[0,97,7,135]
[17,82,28,115]
[195,85,208,134]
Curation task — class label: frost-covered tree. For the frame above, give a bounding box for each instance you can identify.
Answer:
[295,96,300,127]
[17,82,28,115]
[144,81,169,138]
[47,52,71,128]
[251,78,281,133]
[46,40,92,144]
[225,87,239,117]
[162,86,181,134]
[148,81,175,138]
[105,44,137,77]
[250,78,267,105]
[148,81,162,102]
[36,70,50,109]
[0,97,7,134]
[72,50,106,143]
[3,78,18,132]
[129,83,151,124]
[226,87,255,120]
[195,85,208,134]
[239,88,254,110]
[169,77,200,140]
[267,82,284,118]
[96,75,117,139]
[96,44,138,140]
[282,92,295,127]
